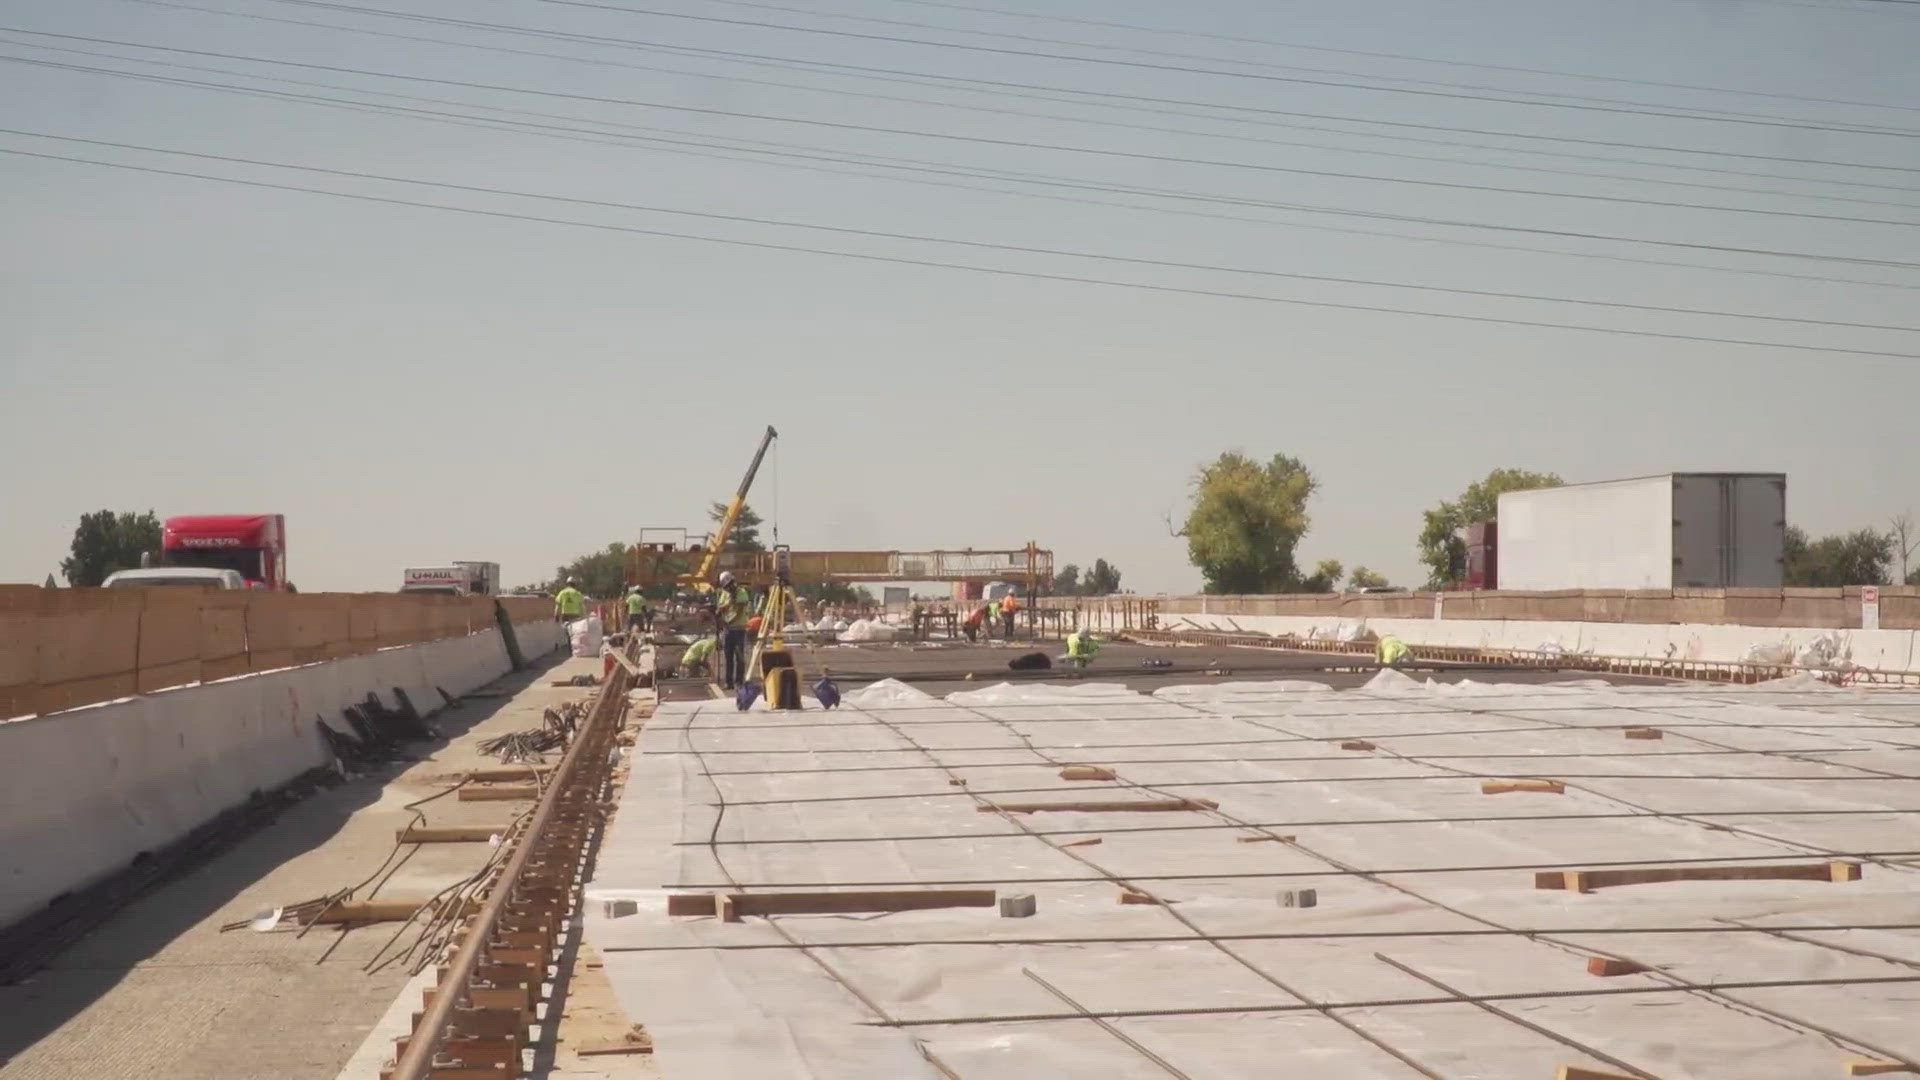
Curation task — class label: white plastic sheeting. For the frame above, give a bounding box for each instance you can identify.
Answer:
[590,676,1920,1079]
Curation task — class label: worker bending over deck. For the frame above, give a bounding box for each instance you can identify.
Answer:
[962,605,987,643]
[1377,635,1411,667]
[714,571,754,690]
[1065,626,1100,668]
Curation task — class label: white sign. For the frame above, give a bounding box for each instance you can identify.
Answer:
[1863,586,1880,632]
[1432,592,1444,621]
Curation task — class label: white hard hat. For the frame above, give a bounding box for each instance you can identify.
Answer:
[718,571,735,585]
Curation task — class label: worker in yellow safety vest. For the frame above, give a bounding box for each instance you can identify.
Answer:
[1377,635,1411,667]
[554,578,586,623]
[713,571,755,690]
[679,635,717,678]
[1065,627,1100,668]
[625,587,648,634]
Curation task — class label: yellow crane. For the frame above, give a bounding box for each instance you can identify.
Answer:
[685,425,777,592]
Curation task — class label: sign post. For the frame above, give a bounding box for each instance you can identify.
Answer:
[1862,586,1881,632]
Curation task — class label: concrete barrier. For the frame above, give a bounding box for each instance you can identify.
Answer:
[1159,610,1918,672]
[0,619,564,931]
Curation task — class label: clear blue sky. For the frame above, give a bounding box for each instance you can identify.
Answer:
[3,0,1916,593]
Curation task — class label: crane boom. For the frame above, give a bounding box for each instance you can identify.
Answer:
[688,425,778,589]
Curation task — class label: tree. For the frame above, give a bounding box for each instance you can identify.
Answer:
[1051,564,1081,596]
[1180,451,1317,594]
[708,502,765,551]
[1084,558,1123,595]
[797,582,876,605]
[1419,468,1562,588]
[1892,513,1917,586]
[550,542,631,599]
[1349,566,1390,590]
[1300,558,1344,593]
[1783,526,1893,587]
[61,510,162,587]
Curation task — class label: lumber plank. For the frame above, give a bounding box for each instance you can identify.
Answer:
[1557,1067,1640,1080]
[464,767,552,782]
[312,900,435,924]
[1586,957,1649,977]
[1482,779,1566,795]
[667,889,997,918]
[1623,727,1664,740]
[1339,740,1376,751]
[1534,861,1863,892]
[399,826,501,844]
[459,785,541,801]
[977,798,1219,814]
[1848,1062,1920,1076]
[1058,766,1117,781]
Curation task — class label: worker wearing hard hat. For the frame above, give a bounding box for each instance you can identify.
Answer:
[1065,626,1100,669]
[624,587,649,635]
[554,578,586,624]
[713,571,755,690]
[679,634,717,678]
[962,605,988,644]
[1000,592,1022,639]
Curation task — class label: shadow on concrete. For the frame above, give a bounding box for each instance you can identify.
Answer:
[0,648,571,1068]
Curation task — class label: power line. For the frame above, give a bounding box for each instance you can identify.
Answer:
[696,0,1920,128]
[7,44,1914,274]
[7,26,1916,230]
[99,1,1920,208]
[528,0,1920,138]
[7,143,1917,361]
[7,124,1914,335]
[884,0,1920,115]
[203,0,1920,175]
[13,46,1915,293]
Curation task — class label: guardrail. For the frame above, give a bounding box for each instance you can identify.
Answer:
[0,587,553,719]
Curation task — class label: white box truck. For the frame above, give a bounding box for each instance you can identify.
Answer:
[400,561,502,596]
[1496,473,1785,590]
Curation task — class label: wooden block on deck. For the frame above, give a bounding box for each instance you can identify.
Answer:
[399,825,501,844]
[1848,1062,1920,1076]
[460,785,541,801]
[576,1025,655,1057]
[667,889,998,919]
[393,1034,520,1069]
[978,798,1218,814]
[1237,834,1296,843]
[1585,957,1648,977]
[464,766,552,782]
[1339,740,1376,751]
[1535,861,1863,892]
[1059,766,1117,781]
[1623,727,1664,740]
[1118,889,1167,906]
[1482,779,1565,795]
[1557,1067,1641,1080]
[1059,837,1103,848]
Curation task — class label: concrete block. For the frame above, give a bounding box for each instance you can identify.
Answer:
[603,898,640,919]
[998,893,1037,918]
[1278,888,1317,908]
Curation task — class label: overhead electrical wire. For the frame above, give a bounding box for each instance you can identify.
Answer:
[689,0,1920,128]
[527,0,1920,138]
[96,1,1920,206]
[883,0,1920,116]
[173,0,1920,176]
[3,133,1917,361]
[7,124,1916,334]
[7,42,1915,276]
[7,26,1917,231]
[12,45,1917,294]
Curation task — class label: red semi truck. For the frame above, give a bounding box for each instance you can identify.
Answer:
[161,514,292,591]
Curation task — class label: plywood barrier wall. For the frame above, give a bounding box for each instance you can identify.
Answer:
[0,589,556,720]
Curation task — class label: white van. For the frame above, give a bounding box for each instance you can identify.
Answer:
[102,567,249,589]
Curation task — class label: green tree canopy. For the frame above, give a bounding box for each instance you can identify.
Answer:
[708,502,765,551]
[1181,452,1316,594]
[1300,558,1344,593]
[1784,526,1893,587]
[1419,468,1562,588]
[61,510,161,587]
[797,582,876,605]
[1084,558,1123,595]
[550,542,631,599]
[1051,563,1080,596]
[1349,566,1390,590]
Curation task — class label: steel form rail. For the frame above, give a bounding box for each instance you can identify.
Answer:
[1125,627,1920,686]
[387,644,633,1080]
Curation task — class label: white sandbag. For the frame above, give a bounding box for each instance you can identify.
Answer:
[569,615,604,658]
[837,619,896,643]
[843,678,936,708]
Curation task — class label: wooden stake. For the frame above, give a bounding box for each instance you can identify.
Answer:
[1585,957,1648,977]
[1623,727,1663,740]
[1848,1062,1920,1076]
[1557,1067,1641,1080]
[398,825,500,844]
[1482,779,1566,795]
[1339,740,1376,751]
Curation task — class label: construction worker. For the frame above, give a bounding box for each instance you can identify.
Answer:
[986,598,1002,641]
[714,571,754,690]
[1065,626,1100,669]
[625,587,648,635]
[1377,635,1411,667]
[678,635,717,678]
[1000,592,1021,639]
[554,578,586,624]
[962,604,987,643]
